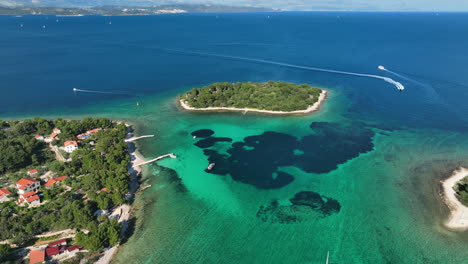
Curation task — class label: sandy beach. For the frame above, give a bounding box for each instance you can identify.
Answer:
[442,167,468,230]
[179,89,328,115]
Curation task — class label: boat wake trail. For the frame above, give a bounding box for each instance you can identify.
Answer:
[378,66,426,86]
[72,88,133,96]
[163,48,405,91]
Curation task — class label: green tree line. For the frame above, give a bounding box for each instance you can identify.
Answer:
[180,81,322,111]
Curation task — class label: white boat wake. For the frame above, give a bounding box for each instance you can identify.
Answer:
[163,48,405,91]
[73,88,117,94]
[378,66,425,86]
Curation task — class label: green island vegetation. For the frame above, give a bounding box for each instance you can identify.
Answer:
[455,176,468,206]
[179,81,323,112]
[0,117,131,263]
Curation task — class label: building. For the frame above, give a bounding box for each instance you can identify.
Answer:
[34,135,44,141]
[0,188,11,203]
[19,191,40,207]
[29,248,46,264]
[64,140,78,153]
[49,133,58,141]
[53,128,61,134]
[48,239,67,247]
[44,176,68,188]
[76,128,101,140]
[27,169,38,176]
[16,178,40,194]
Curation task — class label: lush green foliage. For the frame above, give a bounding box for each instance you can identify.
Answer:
[0,118,130,252]
[180,81,322,111]
[75,219,121,252]
[455,176,468,206]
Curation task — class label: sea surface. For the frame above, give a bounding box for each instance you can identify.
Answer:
[2,12,468,264]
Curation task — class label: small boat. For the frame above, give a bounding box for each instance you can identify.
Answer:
[207,163,215,170]
[109,21,112,25]
[42,25,46,29]
[20,24,23,27]
[193,136,197,139]
[325,251,329,264]
[136,102,140,107]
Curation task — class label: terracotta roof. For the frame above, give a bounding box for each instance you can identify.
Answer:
[53,128,61,133]
[50,133,58,138]
[87,129,100,134]
[27,169,38,174]
[30,249,46,264]
[26,195,40,203]
[44,178,57,187]
[22,191,37,198]
[101,187,111,193]
[17,178,38,185]
[48,239,67,247]
[64,140,78,147]
[0,188,11,195]
[34,135,44,138]
[54,176,68,182]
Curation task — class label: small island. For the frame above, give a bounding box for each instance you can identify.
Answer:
[442,167,468,230]
[179,81,327,114]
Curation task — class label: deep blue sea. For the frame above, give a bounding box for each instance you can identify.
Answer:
[2,12,468,264]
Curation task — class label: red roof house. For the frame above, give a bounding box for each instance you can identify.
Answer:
[0,188,11,202]
[53,128,61,134]
[54,176,68,182]
[27,169,38,176]
[48,239,67,247]
[45,245,66,257]
[17,178,39,187]
[44,178,57,188]
[30,249,46,264]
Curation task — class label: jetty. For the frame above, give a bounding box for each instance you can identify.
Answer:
[125,135,154,142]
[136,153,177,166]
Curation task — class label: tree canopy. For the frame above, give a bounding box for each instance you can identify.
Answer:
[180,81,323,111]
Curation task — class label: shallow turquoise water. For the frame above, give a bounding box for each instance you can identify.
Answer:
[2,12,468,264]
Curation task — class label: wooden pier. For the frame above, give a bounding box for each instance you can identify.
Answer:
[125,135,154,142]
[136,153,177,166]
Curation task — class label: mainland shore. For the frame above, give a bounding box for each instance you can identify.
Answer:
[179,89,328,115]
[441,167,468,230]
[95,123,145,264]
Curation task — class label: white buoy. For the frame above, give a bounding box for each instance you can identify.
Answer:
[20,24,23,27]
[42,25,46,29]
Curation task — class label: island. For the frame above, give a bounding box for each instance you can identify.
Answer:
[0,117,145,263]
[179,81,327,114]
[442,167,468,230]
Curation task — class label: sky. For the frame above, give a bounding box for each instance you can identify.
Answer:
[1,0,468,11]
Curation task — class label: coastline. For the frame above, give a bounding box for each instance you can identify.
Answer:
[95,123,145,264]
[441,167,468,230]
[179,89,328,115]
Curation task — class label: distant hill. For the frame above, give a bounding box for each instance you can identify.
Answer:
[0,4,276,15]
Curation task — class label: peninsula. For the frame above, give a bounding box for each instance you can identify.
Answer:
[179,81,327,115]
[442,167,468,230]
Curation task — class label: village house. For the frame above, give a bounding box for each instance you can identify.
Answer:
[76,128,101,140]
[64,140,78,153]
[44,176,68,189]
[0,188,12,203]
[27,169,38,176]
[16,178,40,194]
[34,135,44,141]
[28,239,85,262]
[53,128,61,134]
[19,190,40,207]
